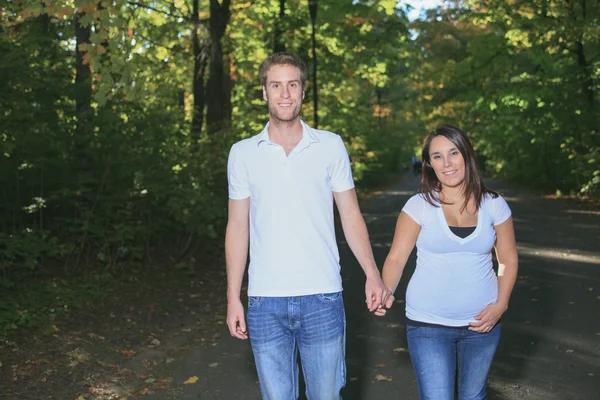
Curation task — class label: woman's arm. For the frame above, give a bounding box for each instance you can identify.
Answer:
[374,211,420,316]
[469,216,518,332]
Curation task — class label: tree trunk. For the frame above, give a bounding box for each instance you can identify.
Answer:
[191,0,209,140]
[74,10,92,139]
[206,0,232,134]
[274,0,286,53]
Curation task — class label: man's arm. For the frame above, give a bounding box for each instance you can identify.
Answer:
[225,197,250,339]
[333,188,388,312]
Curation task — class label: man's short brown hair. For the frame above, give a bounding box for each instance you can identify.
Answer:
[259,52,308,90]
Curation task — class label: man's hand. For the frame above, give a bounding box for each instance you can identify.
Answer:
[226,298,248,340]
[468,302,507,333]
[365,273,391,312]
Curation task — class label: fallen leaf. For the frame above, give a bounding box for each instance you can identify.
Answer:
[153,377,174,389]
[374,374,392,382]
[376,363,386,367]
[88,333,105,341]
[120,349,136,357]
[209,362,219,368]
[349,377,358,382]
[165,358,175,364]
[393,347,408,353]
[386,324,401,328]
[184,376,199,384]
[589,373,594,377]
[566,349,574,353]
[588,287,594,292]
[145,378,156,384]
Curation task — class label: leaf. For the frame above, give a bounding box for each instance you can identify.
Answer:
[374,374,391,381]
[184,376,199,384]
[120,349,136,357]
[209,362,219,367]
[392,347,408,353]
[88,333,105,341]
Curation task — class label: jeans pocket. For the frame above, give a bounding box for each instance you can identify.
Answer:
[248,296,263,309]
[316,292,342,303]
[407,324,420,333]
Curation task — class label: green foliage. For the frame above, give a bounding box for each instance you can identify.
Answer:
[407,0,600,195]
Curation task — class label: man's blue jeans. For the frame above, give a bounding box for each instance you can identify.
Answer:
[247,293,346,400]
[407,323,501,400]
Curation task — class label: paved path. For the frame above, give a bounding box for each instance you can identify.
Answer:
[148,174,600,399]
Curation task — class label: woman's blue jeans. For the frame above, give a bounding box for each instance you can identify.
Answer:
[407,323,501,400]
[247,293,346,400]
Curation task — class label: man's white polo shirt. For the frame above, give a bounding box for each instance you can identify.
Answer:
[227,120,355,297]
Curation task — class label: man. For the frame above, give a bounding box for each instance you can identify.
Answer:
[225,52,388,399]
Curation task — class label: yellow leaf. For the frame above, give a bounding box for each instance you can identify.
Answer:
[392,347,408,353]
[184,376,199,384]
[374,374,389,381]
[120,349,136,357]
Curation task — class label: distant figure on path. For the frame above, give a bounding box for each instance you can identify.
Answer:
[411,155,422,176]
[375,125,518,400]
[225,52,389,399]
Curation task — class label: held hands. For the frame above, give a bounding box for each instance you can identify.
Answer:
[226,298,248,340]
[468,301,507,333]
[365,273,392,313]
[373,292,395,317]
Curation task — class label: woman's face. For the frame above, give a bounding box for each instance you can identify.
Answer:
[428,135,466,189]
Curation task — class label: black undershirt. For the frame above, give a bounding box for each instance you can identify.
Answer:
[448,225,476,238]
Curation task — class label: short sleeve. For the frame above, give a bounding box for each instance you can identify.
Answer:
[490,195,511,225]
[330,135,355,192]
[227,144,250,200]
[402,195,425,225]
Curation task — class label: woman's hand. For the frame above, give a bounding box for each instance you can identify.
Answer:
[373,292,395,317]
[468,302,507,333]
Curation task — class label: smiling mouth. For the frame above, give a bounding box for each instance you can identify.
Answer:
[278,103,292,107]
[443,170,457,175]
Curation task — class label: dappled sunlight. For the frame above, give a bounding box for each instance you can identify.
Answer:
[565,209,600,216]
[370,190,416,196]
[517,245,600,266]
[501,196,522,203]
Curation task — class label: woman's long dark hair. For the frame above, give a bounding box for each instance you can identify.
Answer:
[420,125,498,211]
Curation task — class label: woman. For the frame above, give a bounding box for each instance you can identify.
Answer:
[375,125,518,400]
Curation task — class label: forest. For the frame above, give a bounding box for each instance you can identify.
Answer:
[1,0,599,334]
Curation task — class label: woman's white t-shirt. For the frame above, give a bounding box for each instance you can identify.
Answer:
[402,193,511,327]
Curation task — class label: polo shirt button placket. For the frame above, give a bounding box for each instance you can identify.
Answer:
[281,158,292,180]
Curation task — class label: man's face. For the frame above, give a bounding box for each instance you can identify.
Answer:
[262,64,305,123]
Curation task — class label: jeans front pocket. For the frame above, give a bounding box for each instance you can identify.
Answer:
[316,291,342,304]
[248,296,263,309]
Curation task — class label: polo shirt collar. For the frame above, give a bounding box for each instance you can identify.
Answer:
[256,120,320,149]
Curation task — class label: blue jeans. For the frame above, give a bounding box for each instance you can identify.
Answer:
[407,323,501,400]
[247,293,346,400]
